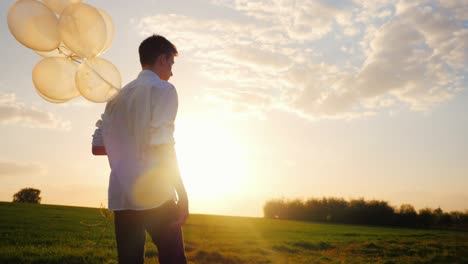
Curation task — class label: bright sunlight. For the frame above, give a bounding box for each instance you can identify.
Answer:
[176,118,251,202]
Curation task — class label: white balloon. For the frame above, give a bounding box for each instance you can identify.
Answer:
[58,3,107,58]
[34,86,69,103]
[96,8,115,55]
[7,0,60,52]
[32,57,81,101]
[76,57,121,103]
[42,0,82,14]
[35,48,64,58]
[35,43,74,58]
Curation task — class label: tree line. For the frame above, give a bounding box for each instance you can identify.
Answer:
[263,197,468,230]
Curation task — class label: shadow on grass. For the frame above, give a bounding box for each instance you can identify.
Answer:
[193,250,243,264]
[0,254,112,264]
[145,249,158,258]
[288,241,334,251]
[343,233,360,237]
[271,244,298,254]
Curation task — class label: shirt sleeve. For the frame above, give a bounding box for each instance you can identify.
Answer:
[149,85,178,145]
[92,101,112,147]
[91,114,106,146]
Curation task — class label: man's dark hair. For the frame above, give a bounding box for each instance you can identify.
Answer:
[139,34,178,66]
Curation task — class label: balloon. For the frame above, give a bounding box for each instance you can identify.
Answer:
[35,42,74,58]
[58,3,107,58]
[32,57,81,101]
[96,8,115,55]
[75,57,121,103]
[35,48,64,58]
[7,0,60,52]
[34,86,69,103]
[41,0,82,14]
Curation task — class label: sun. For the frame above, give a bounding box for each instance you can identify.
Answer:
[175,118,250,200]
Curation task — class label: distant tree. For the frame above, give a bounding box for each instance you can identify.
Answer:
[439,212,452,226]
[398,204,418,227]
[348,198,368,224]
[433,207,444,226]
[418,208,435,227]
[263,199,284,219]
[13,188,42,204]
[399,204,417,214]
[326,197,348,223]
[287,199,306,220]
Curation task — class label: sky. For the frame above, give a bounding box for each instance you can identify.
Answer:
[0,0,467,217]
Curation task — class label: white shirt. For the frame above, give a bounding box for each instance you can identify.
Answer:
[92,70,178,211]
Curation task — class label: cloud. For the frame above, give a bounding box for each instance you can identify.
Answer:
[288,1,466,117]
[0,160,46,178]
[138,0,467,120]
[0,92,71,130]
[358,2,464,103]
[212,0,356,40]
[225,45,291,70]
[353,0,396,23]
[138,14,287,115]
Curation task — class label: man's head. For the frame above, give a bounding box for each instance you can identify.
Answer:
[139,35,178,81]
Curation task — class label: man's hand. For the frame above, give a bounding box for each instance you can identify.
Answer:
[92,145,107,155]
[171,198,189,227]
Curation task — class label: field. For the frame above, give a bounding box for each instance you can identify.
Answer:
[0,202,467,263]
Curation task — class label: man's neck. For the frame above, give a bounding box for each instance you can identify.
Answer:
[142,67,162,79]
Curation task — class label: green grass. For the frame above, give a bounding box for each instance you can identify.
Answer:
[0,202,467,263]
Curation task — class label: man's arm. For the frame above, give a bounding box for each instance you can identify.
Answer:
[151,144,188,226]
[91,116,108,156]
[149,85,188,225]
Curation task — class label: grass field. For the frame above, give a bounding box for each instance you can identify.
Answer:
[0,202,467,263]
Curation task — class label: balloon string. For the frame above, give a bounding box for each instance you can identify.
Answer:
[57,46,83,64]
[86,63,118,90]
[79,203,113,247]
[55,48,116,92]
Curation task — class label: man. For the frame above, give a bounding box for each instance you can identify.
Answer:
[91,35,188,264]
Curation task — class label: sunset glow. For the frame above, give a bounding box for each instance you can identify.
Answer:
[0,0,467,217]
[176,119,251,198]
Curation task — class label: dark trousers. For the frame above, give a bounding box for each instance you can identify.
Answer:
[113,201,187,264]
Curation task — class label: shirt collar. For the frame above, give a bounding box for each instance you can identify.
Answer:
[138,69,161,80]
